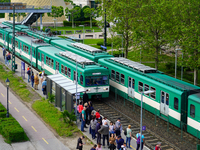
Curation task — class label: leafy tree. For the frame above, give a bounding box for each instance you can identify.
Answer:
[47,6,64,28]
[83,7,97,28]
[65,6,81,28]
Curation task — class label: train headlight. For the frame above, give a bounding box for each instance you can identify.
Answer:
[88,89,91,91]
[104,88,106,90]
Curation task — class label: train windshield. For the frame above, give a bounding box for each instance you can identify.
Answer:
[85,76,108,86]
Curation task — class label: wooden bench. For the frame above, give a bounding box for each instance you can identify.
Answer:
[66,31,72,34]
[85,29,92,32]
[76,30,82,33]
[85,34,93,38]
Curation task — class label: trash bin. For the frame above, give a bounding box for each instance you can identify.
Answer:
[15,64,17,69]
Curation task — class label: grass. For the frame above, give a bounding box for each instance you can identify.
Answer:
[32,100,79,137]
[0,65,33,102]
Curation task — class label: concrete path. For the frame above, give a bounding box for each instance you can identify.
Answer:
[0,49,70,149]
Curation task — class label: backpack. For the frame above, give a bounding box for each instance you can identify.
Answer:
[124,128,127,136]
[136,135,141,144]
[7,55,11,60]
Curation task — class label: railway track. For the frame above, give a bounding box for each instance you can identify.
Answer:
[92,92,199,150]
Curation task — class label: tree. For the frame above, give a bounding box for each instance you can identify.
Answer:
[83,7,97,28]
[172,0,200,85]
[47,6,64,28]
[65,6,81,28]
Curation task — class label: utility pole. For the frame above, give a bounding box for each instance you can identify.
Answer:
[104,8,107,51]
[12,4,16,72]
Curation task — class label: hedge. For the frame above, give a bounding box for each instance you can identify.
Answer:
[63,20,98,27]
[0,102,28,143]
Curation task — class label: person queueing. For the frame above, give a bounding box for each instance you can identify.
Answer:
[95,109,101,120]
[31,72,34,88]
[155,142,162,150]
[96,119,101,144]
[27,68,31,83]
[126,125,132,149]
[109,122,115,137]
[83,91,88,104]
[98,122,109,148]
[116,135,124,150]
[76,136,85,150]
[90,144,97,150]
[90,116,97,139]
[78,102,83,122]
[42,79,47,95]
[81,106,86,132]
[109,133,116,150]
[115,118,122,136]
[96,143,102,150]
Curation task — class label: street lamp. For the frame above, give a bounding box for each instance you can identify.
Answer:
[140,90,155,150]
[5,78,10,118]
[79,25,84,44]
[175,48,182,79]
[117,34,123,57]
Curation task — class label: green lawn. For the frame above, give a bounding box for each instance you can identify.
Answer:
[48,26,102,32]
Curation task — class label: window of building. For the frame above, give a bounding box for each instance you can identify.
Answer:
[116,72,119,82]
[38,52,40,60]
[190,104,195,118]
[121,74,125,85]
[111,70,115,80]
[80,75,83,85]
[138,82,143,92]
[144,84,149,96]
[150,87,156,99]
[61,65,64,74]
[68,68,71,78]
[46,56,48,65]
[65,67,68,75]
[174,97,178,110]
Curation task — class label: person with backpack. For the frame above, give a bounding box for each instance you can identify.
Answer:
[27,68,31,83]
[155,142,161,150]
[136,130,145,150]
[81,106,86,132]
[115,118,122,136]
[42,79,47,95]
[125,125,132,149]
[76,136,85,150]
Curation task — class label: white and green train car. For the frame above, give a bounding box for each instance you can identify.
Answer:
[99,57,200,137]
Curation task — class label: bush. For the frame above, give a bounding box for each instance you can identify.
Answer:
[108,50,124,57]
[63,21,72,26]
[97,41,104,46]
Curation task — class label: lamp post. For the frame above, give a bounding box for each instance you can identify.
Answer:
[140,90,155,150]
[75,58,78,123]
[175,48,182,79]
[5,78,10,118]
[117,34,123,57]
[79,25,84,44]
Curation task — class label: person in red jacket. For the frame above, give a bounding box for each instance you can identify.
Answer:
[79,102,83,122]
[155,142,161,150]
[95,109,100,119]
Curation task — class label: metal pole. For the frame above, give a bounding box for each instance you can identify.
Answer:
[112,42,113,55]
[104,8,107,51]
[83,26,84,44]
[6,86,9,117]
[4,29,6,64]
[31,40,32,78]
[75,59,78,124]
[122,34,123,57]
[175,49,177,78]
[12,4,16,72]
[181,53,183,80]
[40,14,43,31]
[140,92,143,150]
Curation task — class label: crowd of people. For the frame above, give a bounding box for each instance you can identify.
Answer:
[27,66,47,95]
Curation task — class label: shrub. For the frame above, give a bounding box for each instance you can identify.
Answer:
[61,110,76,125]
[97,41,104,46]
[63,21,72,26]
[48,92,55,103]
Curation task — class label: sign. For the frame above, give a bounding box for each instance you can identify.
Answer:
[92,72,101,75]
[21,61,25,79]
[101,45,107,49]
[142,126,146,131]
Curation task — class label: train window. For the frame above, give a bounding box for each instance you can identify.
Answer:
[61,65,64,74]
[15,41,18,47]
[166,93,169,105]
[20,43,22,50]
[111,70,115,80]
[150,87,156,99]
[48,57,51,66]
[38,52,40,60]
[174,97,178,110]
[121,74,125,85]
[0,33,2,39]
[102,76,108,85]
[51,59,54,68]
[56,61,59,70]
[80,75,83,85]
[65,67,68,75]
[46,56,48,64]
[161,91,164,103]
[144,84,149,96]
[190,104,195,118]
[68,68,71,78]
[138,82,143,92]
[85,76,108,86]
[116,72,119,82]
[34,49,35,57]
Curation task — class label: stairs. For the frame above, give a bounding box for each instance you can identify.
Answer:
[21,12,43,26]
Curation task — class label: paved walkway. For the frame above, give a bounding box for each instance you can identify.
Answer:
[0,49,70,150]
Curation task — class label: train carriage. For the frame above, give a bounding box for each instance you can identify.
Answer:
[98,57,200,128]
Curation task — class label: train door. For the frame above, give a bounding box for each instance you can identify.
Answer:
[160,91,169,116]
[55,61,59,74]
[128,77,135,98]
[41,54,44,69]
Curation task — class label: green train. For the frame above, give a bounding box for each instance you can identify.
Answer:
[0,25,110,99]
[1,22,200,139]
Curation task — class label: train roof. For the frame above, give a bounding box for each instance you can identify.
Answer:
[101,57,200,91]
[188,93,200,103]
